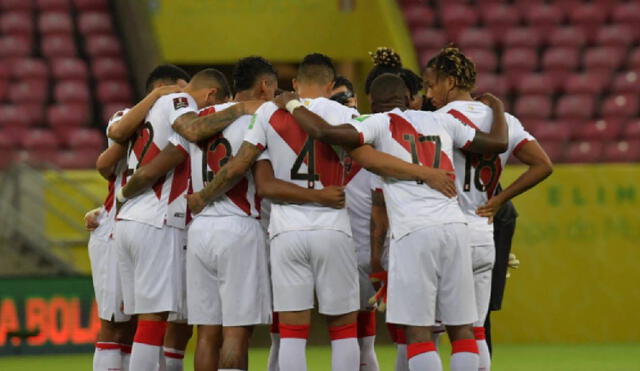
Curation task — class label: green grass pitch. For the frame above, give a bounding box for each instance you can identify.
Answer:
[1,343,639,370]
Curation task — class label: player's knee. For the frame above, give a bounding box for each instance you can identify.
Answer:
[446,324,475,342]
[405,326,433,344]
[326,310,358,328]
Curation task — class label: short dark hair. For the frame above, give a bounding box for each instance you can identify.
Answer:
[297,53,336,85]
[144,64,190,93]
[400,68,423,97]
[191,68,231,100]
[370,73,407,104]
[233,56,277,93]
[334,75,354,94]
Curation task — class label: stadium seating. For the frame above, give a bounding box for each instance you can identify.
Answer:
[397,0,640,163]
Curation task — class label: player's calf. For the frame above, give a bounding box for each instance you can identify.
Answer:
[219,326,253,370]
[163,322,192,371]
[194,325,222,371]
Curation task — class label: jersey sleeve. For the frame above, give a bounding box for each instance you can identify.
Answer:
[168,93,198,126]
[168,131,190,155]
[349,114,388,147]
[506,114,536,156]
[257,148,271,162]
[105,108,130,147]
[243,109,269,151]
[437,112,477,149]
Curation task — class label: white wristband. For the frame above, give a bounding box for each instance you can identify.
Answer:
[285,99,303,114]
[116,188,128,203]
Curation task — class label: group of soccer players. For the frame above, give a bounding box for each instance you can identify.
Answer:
[85,45,553,371]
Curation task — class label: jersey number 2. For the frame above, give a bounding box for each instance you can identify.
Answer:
[291,137,320,189]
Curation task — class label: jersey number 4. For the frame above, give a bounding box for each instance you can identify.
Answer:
[202,136,232,184]
[291,137,320,189]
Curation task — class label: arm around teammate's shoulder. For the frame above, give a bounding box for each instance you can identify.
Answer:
[96,142,126,180]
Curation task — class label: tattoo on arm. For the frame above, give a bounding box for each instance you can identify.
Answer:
[173,104,245,143]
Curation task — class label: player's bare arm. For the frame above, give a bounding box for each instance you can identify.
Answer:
[187,141,262,214]
[465,93,509,154]
[172,100,264,143]
[96,142,127,180]
[108,85,183,143]
[477,140,553,221]
[252,159,345,209]
[370,189,389,274]
[120,143,187,199]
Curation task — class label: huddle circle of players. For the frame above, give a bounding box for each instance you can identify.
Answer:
[85,46,552,371]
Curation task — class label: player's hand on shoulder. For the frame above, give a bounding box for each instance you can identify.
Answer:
[273,91,299,109]
[241,100,267,115]
[476,92,504,111]
[420,168,457,198]
[152,84,183,98]
[84,208,101,231]
[317,185,345,209]
[475,195,504,224]
[186,192,206,215]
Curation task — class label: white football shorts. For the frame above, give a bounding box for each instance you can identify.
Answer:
[469,226,495,327]
[88,233,130,322]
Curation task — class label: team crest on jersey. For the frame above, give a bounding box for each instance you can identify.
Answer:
[173,97,189,110]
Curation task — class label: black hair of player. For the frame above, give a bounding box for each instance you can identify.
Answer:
[425,44,476,91]
[297,53,336,84]
[233,56,278,93]
[334,75,354,94]
[192,68,232,100]
[365,47,403,94]
[144,64,190,93]
[370,73,408,108]
[400,68,423,98]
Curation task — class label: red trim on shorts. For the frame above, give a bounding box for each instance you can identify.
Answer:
[387,324,406,345]
[513,138,531,155]
[120,344,132,354]
[279,323,310,339]
[164,350,185,359]
[133,320,167,347]
[473,327,486,340]
[407,341,437,359]
[329,323,357,340]
[357,311,377,338]
[451,339,479,354]
[270,312,280,334]
[96,342,121,350]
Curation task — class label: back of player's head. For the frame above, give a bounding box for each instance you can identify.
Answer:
[334,75,354,94]
[365,47,403,94]
[233,56,277,93]
[190,68,231,100]
[370,73,408,105]
[425,45,476,91]
[297,53,336,85]
[145,64,190,93]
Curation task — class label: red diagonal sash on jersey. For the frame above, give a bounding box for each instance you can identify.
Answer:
[388,113,454,171]
[269,109,345,187]
[103,179,115,212]
[132,125,165,199]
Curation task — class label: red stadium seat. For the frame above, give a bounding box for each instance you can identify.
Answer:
[514,95,552,120]
[603,140,640,162]
[0,36,32,58]
[91,57,127,80]
[513,0,546,13]
[628,48,640,70]
[502,27,542,49]
[47,103,89,130]
[611,71,640,94]
[65,128,104,149]
[573,119,623,141]
[547,0,582,14]
[564,141,603,163]
[12,58,48,80]
[412,28,447,52]
[542,47,579,83]
[0,80,8,102]
[403,4,435,30]
[537,140,565,163]
[54,80,90,103]
[464,48,497,73]
[0,63,10,80]
[583,47,625,77]
[456,28,495,50]
[502,48,537,84]
[568,3,607,42]
[602,94,639,119]
[101,102,129,123]
[96,80,133,104]
[50,57,89,80]
[480,4,521,40]
[595,25,634,47]
[9,80,48,104]
[20,103,45,125]
[556,95,595,120]
[524,4,564,36]
[441,5,478,40]
[73,0,108,11]
[37,0,71,11]
[473,73,508,97]
[623,120,640,140]
[77,11,113,35]
[38,12,74,34]
[611,2,640,39]
[54,149,101,168]
[84,35,122,57]
[1,12,34,37]
[0,0,34,11]
[547,26,587,48]
[419,49,441,67]
[563,73,607,95]
[517,73,555,95]
[0,105,31,132]
[41,35,76,57]
[21,129,59,150]
[529,121,571,142]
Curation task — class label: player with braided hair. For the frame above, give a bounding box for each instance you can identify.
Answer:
[365,47,424,110]
[424,45,553,371]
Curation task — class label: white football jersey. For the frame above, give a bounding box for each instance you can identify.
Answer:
[117,93,194,229]
[346,168,372,255]
[437,101,535,230]
[169,102,260,219]
[244,97,358,238]
[350,108,476,239]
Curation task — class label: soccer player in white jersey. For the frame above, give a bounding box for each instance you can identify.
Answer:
[273,73,511,371]
[423,46,554,371]
[86,64,189,371]
[114,68,262,371]
[186,54,455,371]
